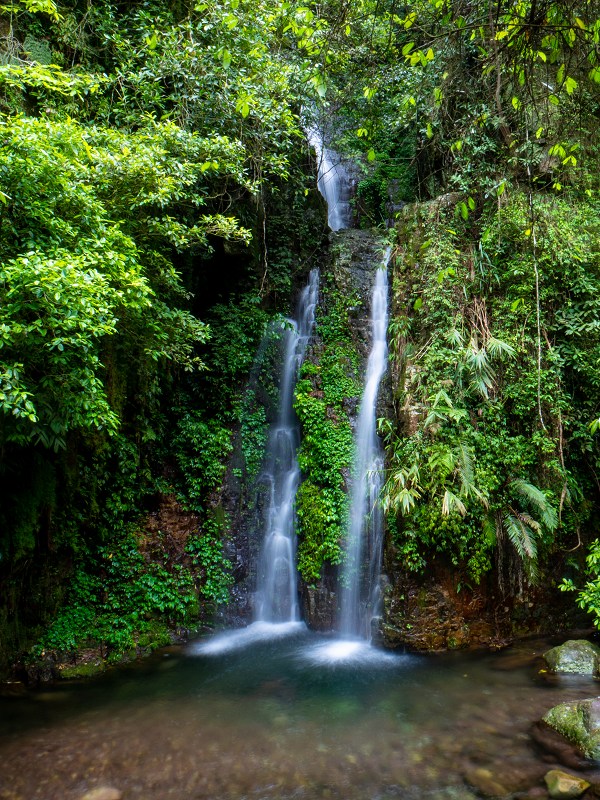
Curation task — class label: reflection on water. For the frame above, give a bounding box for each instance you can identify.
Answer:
[1,629,599,800]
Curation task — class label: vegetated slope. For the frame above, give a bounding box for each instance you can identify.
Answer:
[3,0,600,673]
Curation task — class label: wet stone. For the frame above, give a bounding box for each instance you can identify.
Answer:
[544,770,591,799]
[543,641,600,676]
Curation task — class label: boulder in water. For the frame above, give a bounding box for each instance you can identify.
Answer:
[544,770,590,799]
[543,697,600,760]
[543,640,600,675]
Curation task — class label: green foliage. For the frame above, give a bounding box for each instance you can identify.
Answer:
[561,540,600,628]
[0,114,253,449]
[383,195,591,586]
[32,532,198,659]
[186,512,233,604]
[294,277,362,583]
[172,413,233,514]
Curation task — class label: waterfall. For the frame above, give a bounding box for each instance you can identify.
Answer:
[307,128,353,231]
[339,252,390,639]
[255,270,319,623]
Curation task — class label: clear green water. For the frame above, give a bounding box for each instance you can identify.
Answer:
[0,625,598,800]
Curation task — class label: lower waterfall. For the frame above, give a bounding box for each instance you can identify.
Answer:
[255,269,319,623]
[339,249,390,640]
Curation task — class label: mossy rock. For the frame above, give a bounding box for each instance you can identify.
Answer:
[543,697,600,760]
[58,661,106,680]
[544,640,600,675]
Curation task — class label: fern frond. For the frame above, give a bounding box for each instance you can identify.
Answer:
[482,512,498,545]
[457,440,474,494]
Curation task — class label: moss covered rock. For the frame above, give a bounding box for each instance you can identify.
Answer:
[543,697,600,760]
[57,660,106,680]
[544,640,600,675]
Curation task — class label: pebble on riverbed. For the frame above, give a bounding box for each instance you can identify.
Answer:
[79,787,123,800]
[544,770,590,799]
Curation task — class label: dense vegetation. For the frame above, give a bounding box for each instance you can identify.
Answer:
[3,0,600,673]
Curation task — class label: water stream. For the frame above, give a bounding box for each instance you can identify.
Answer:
[307,128,353,231]
[1,632,598,800]
[255,269,319,623]
[339,253,390,640]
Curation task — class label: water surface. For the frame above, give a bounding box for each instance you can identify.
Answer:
[1,628,598,800]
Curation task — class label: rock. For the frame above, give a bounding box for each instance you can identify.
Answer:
[80,788,123,800]
[544,770,590,799]
[0,680,27,697]
[543,698,600,761]
[464,767,509,797]
[543,640,600,675]
[531,721,591,770]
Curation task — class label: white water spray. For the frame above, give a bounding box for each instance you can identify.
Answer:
[255,270,319,623]
[339,250,390,639]
[307,129,353,231]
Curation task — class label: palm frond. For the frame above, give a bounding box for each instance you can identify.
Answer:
[504,513,538,560]
[487,336,516,360]
[442,489,467,517]
[446,327,464,347]
[511,479,558,531]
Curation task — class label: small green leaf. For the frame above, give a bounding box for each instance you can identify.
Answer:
[565,76,578,94]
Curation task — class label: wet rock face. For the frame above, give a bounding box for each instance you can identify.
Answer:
[544,640,600,675]
[381,555,579,652]
[543,697,600,760]
[301,582,338,631]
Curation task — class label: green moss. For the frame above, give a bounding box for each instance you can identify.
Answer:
[58,661,106,679]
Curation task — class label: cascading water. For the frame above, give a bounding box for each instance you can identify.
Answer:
[339,250,390,640]
[255,269,319,623]
[307,128,353,231]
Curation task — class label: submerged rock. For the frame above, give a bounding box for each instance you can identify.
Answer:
[544,770,590,799]
[543,697,600,760]
[543,640,600,675]
[464,767,508,797]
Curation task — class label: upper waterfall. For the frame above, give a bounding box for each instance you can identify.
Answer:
[307,128,353,231]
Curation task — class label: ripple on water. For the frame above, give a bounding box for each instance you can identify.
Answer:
[300,638,402,668]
